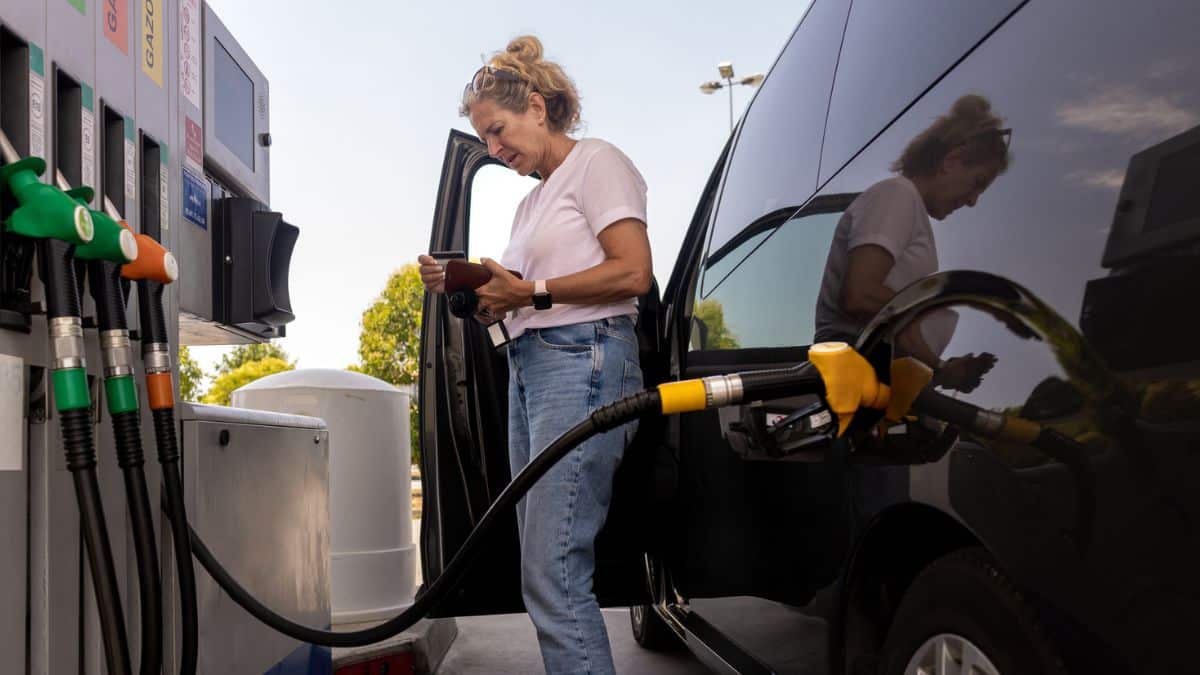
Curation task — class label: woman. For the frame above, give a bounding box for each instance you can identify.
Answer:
[418,35,650,675]
[814,94,1011,391]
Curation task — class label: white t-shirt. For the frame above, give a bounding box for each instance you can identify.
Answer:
[500,138,648,339]
[814,176,955,353]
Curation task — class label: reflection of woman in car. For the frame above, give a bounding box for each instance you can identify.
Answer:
[814,94,1011,391]
[417,36,650,675]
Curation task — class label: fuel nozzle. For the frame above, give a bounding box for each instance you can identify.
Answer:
[119,223,176,411]
[656,341,892,437]
[0,157,94,246]
[119,222,178,285]
[60,185,138,265]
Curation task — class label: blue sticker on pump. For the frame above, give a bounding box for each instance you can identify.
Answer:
[182,167,209,229]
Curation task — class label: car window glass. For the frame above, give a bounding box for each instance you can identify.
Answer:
[702,0,849,286]
[468,163,538,261]
[692,209,842,351]
[819,0,1023,185]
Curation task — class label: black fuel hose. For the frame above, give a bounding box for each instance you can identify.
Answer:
[39,238,133,675]
[113,411,162,675]
[155,410,198,675]
[90,259,162,675]
[131,276,197,675]
[185,388,662,647]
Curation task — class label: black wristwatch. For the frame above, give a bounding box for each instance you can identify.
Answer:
[532,280,552,311]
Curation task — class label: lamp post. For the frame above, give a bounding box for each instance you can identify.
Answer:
[700,61,765,132]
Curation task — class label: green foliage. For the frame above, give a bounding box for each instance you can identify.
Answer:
[177,345,205,402]
[693,298,740,350]
[216,342,293,375]
[352,264,425,464]
[202,357,294,407]
[355,264,424,386]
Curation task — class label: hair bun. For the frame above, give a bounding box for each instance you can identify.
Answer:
[950,94,995,127]
[505,35,544,63]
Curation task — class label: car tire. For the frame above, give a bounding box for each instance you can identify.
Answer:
[630,603,680,651]
[880,547,1066,675]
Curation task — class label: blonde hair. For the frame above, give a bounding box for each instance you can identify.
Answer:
[460,36,582,134]
[891,94,1010,177]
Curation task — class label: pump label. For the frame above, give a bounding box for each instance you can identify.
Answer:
[160,144,170,233]
[104,0,130,55]
[182,167,208,229]
[142,0,164,87]
[124,117,137,202]
[180,0,201,108]
[29,44,45,160]
[81,85,96,200]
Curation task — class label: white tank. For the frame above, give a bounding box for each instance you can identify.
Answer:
[232,368,415,624]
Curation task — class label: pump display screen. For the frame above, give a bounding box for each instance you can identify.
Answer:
[213,39,255,170]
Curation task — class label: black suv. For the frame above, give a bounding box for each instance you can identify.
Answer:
[419,1,1200,672]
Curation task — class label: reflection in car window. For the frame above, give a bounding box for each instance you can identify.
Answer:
[819,0,1022,185]
[702,0,849,284]
[814,94,1011,393]
[692,210,841,351]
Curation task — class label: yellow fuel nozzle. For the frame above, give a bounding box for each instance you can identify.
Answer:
[808,342,891,436]
[656,342,894,437]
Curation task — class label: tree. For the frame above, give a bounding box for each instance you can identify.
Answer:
[202,357,295,407]
[215,342,292,375]
[692,299,740,350]
[178,345,205,402]
[353,264,424,464]
[355,264,424,386]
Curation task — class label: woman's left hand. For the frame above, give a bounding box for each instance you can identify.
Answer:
[475,258,535,320]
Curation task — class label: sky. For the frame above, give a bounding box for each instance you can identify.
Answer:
[192,0,808,378]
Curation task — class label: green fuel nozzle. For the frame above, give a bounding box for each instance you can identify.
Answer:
[60,186,138,264]
[0,157,94,246]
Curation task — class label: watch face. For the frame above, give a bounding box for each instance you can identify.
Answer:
[533,293,552,310]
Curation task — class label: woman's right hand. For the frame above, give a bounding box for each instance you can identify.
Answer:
[417,255,446,294]
[932,352,997,394]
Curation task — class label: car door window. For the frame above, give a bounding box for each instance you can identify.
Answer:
[467,163,538,261]
[819,0,1024,185]
[702,0,850,291]
[692,196,854,351]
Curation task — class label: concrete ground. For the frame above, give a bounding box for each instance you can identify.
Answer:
[415,518,704,673]
[411,520,826,674]
[436,608,706,675]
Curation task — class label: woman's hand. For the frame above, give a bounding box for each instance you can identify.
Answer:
[475,258,534,319]
[417,255,446,294]
[932,352,998,393]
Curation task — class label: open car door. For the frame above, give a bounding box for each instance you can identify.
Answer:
[418,130,662,617]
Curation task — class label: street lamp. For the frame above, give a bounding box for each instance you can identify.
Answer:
[699,61,765,132]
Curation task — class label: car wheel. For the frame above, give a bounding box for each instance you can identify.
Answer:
[630,603,680,651]
[630,555,681,651]
[880,547,1066,675]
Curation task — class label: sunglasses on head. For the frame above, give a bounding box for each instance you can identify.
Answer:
[970,127,1013,149]
[465,65,526,96]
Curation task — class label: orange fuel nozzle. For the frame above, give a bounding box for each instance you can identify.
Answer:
[118,222,178,284]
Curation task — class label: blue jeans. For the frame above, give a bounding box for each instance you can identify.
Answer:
[507,315,643,675]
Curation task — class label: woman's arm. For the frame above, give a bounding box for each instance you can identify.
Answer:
[842,244,942,365]
[475,218,652,315]
[841,244,899,320]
